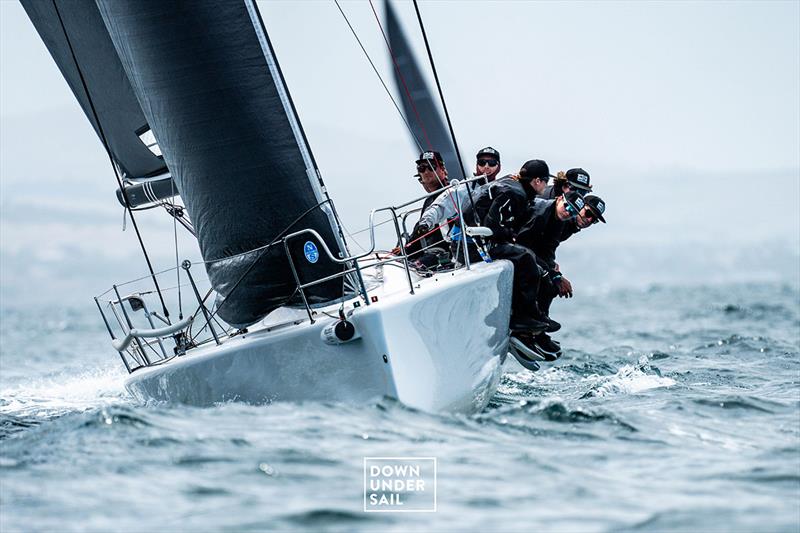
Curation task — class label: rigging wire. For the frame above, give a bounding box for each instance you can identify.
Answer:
[367,0,433,150]
[363,1,457,205]
[333,0,423,153]
[409,0,482,230]
[411,0,468,183]
[170,180,183,319]
[51,0,171,322]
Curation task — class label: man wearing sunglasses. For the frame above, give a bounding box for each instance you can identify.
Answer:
[560,193,607,242]
[540,167,592,200]
[512,191,587,359]
[414,151,449,195]
[412,148,499,257]
[406,151,450,259]
[474,146,502,183]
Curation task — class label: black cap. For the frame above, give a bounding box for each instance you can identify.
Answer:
[583,194,606,223]
[564,191,586,214]
[476,147,500,162]
[565,168,592,191]
[518,159,552,182]
[416,150,445,165]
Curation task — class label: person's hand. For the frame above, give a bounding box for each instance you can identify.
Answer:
[410,224,429,242]
[558,276,573,298]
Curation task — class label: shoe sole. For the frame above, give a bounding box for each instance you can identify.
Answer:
[508,344,541,372]
[509,337,547,361]
[531,342,562,362]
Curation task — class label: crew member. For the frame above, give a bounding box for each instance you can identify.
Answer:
[406,151,449,259]
[515,192,605,359]
[474,146,502,184]
[560,193,606,242]
[540,168,592,199]
[462,159,558,332]
[415,146,503,259]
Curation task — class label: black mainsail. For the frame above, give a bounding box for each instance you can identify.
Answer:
[25,0,349,327]
[384,0,466,178]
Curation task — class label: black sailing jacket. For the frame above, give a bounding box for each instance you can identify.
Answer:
[462,176,533,244]
[515,198,568,276]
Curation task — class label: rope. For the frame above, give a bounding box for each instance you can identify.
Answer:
[410,1,484,238]
[411,0,467,183]
[51,0,171,322]
[333,0,423,153]
[368,0,433,150]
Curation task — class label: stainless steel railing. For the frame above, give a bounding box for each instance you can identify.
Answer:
[96,176,487,372]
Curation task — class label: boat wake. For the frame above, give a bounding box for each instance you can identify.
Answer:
[0,365,128,424]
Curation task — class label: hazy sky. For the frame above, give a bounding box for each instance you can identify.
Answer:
[1,0,798,302]
[3,1,799,173]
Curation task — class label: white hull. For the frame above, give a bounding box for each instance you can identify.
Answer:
[125,260,513,413]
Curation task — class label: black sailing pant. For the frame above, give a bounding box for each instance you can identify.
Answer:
[538,277,560,316]
[490,243,543,318]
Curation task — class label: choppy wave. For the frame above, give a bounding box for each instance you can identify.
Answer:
[0,365,128,436]
[0,282,798,531]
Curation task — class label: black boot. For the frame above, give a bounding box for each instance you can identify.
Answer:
[509,335,543,371]
[532,333,562,361]
[544,317,561,333]
[509,315,548,333]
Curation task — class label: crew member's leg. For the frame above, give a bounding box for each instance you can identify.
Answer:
[490,243,545,327]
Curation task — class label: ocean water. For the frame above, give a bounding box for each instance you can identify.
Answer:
[1,281,798,531]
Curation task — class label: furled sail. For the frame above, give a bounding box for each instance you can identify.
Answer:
[384,0,466,178]
[20,0,167,180]
[115,174,177,209]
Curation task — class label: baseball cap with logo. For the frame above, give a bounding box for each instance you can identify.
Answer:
[565,168,592,191]
[476,147,501,162]
[518,159,553,182]
[416,151,445,165]
[583,194,606,223]
[564,191,585,215]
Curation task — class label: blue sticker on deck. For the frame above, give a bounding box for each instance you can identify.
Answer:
[304,241,319,264]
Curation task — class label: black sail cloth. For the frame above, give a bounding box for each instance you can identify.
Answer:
[384,0,467,179]
[94,0,346,327]
[20,0,166,179]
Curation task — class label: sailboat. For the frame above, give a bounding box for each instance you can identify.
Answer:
[22,0,514,413]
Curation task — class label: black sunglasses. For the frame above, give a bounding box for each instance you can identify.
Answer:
[417,164,438,173]
[477,158,499,168]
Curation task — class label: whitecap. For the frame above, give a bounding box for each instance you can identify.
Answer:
[0,365,129,419]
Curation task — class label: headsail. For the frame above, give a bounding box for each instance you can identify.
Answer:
[26,0,349,327]
[384,0,466,178]
[20,0,166,180]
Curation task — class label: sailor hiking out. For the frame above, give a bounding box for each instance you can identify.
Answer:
[461,159,560,335]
